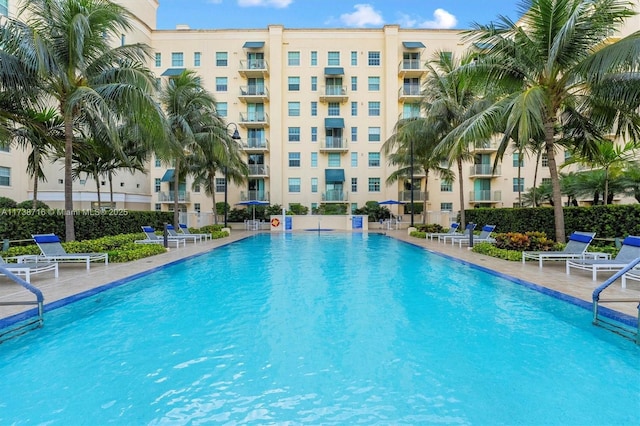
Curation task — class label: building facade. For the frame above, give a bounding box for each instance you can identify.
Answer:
[1,0,638,225]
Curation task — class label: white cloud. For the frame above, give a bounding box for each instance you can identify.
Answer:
[397,12,417,28]
[418,8,457,29]
[237,0,293,7]
[340,4,384,27]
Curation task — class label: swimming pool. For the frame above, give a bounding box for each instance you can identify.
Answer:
[1,233,638,424]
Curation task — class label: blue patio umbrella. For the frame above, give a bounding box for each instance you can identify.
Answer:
[378,200,405,220]
[236,200,270,221]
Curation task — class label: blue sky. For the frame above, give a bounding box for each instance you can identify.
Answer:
[156,0,522,30]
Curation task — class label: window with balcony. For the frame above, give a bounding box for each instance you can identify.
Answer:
[368,127,381,142]
[402,52,419,69]
[403,103,420,118]
[288,51,300,66]
[513,178,525,192]
[328,153,341,167]
[368,101,380,116]
[328,51,340,66]
[216,52,228,66]
[368,51,380,66]
[288,178,301,192]
[288,102,301,117]
[368,76,380,91]
[288,127,300,142]
[194,52,201,67]
[368,152,380,167]
[288,76,300,91]
[368,178,381,192]
[171,52,184,67]
[311,178,318,193]
[154,52,161,67]
[216,77,227,92]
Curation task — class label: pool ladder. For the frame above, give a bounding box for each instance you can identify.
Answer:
[592,258,640,344]
[0,266,44,343]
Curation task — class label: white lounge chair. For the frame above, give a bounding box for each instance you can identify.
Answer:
[178,223,211,241]
[522,231,596,268]
[166,225,199,244]
[0,255,58,283]
[621,266,640,289]
[440,223,476,244]
[566,236,640,280]
[135,226,185,248]
[32,234,108,270]
[453,225,497,247]
[425,223,460,241]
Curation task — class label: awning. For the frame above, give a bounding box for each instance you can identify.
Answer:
[402,41,425,49]
[161,169,175,182]
[243,41,265,49]
[160,68,186,77]
[325,169,345,182]
[324,67,344,75]
[324,118,344,128]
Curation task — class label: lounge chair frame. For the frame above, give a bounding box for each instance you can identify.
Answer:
[453,225,496,247]
[425,223,460,241]
[566,236,640,280]
[522,231,596,268]
[135,226,186,248]
[32,234,108,270]
[0,256,58,283]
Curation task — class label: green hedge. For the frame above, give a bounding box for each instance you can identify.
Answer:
[463,204,640,240]
[0,209,174,241]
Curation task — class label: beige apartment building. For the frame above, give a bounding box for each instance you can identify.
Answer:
[1,0,638,226]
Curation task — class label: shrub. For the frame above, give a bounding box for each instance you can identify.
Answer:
[471,242,523,261]
[16,200,50,209]
[493,232,557,251]
[0,196,17,208]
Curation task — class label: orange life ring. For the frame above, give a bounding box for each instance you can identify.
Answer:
[271,218,280,227]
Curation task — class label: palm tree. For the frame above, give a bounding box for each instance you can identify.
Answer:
[159,70,221,227]
[465,0,640,242]
[2,0,164,240]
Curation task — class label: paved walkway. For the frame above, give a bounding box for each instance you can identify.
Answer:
[1,230,639,323]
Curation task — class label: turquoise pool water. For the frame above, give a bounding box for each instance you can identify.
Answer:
[0,233,638,425]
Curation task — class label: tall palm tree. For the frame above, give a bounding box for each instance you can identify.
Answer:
[465,0,640,242]
[2,0,164,240]
[159,70,221,227]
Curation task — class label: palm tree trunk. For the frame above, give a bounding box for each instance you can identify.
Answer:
[173,159,180,228]
[603,167,609,206]
[545,120,565,243]
[457,158,466,228]
[210,174,218,224]
[32,150,40,209]
[422,170,429,225]
[532,149,541,207]
[109,171,114,208]
[63,108,75,242]
[95,174,102,208]
[517,149,522,207]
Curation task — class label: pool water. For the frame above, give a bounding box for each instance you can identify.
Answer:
[0,233,638,425]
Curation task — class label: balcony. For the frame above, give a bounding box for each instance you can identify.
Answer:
[240,191,269,202]
[398,190,427,203]
[469,140,499,153]
[238,59,269,77]
[158,191,190,203]
[248,164,269,177]
[398,59,427,77]
[398,85,422,102]
[239,112,269,128]
[322,190,348,202]
[469,190,502,204]
[241,137,269,152]
[469,164,501,177]
[320,137,348,152]
[238,86,269,103]
[319,85,348,102]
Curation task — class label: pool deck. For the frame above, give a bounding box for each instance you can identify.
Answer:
[1,230,639,323]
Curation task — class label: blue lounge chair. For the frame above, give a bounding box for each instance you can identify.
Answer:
[178,223,211,241]
[136,226,186,248]
[522,231,596,268]
[166,225,199,244]
[566,236,640,280]
[425,223,460,241]
[32,234,108,270]
[440,223,476,244]
[452,225,496,247]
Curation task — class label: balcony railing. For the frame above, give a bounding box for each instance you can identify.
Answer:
[399,85,421,96]
[469,164,501,177]
[398,59,427,76]
[398,190,427,202]
[320,86,348,102]
[469,140,499,153]
[240,191,269,201]
[320,137,348,151]
[239,112,269,126]
[248,164,269,176]
[242,137,269,151]
[158,191,190,203]
[469,190,502,202]
[322,190,348,202]
[238,59,269,76]
[239,86,269,102]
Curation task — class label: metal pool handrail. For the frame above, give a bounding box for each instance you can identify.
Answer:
[592,257,640,344]
[0,266,44,343]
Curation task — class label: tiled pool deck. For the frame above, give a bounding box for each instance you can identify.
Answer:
[1,230,638,325]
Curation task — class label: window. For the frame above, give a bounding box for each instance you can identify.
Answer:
[311,152,318,167]
[368,127,381,142]
[216,52,228,66]
[440,202,453,211]
[441,51,452,61]
[288,76,300,91]
[541,177,552,185]
[311,76,317,91]
[289,152,301,167]
[351,177,358,192]
[541,153,549,167]
[368,177,381,192]
[368,101,380,116]
[311,51,317,66]
[311,101,317,116]
[155,203,161,211]
[351,152,358,167]
[288,127,301,142]
[368,51,380,66]
[288,178,301,192]
[0,1,7,16]
[351,101,358,116]
[513,178,525,192]
[513,153,524,167]
[440,180,453,192]
[194,52,201,67]
[351,76,357,91]
[288,102,300,116]
[171,52,184,67]
[288,51,300,66]
[368,76,380,91]
[194,203,201,213]
[0,166,9,186]
[154,52,161,67]
[368,152,380,167]
[155,78,161,90]
[351,51,357,66]
[328,153,341,167]
[155,157,161,167]
[216,178,225,192]
[351,127,358,142]
[311,178,318,193]
[215,77,227,92]
[311,127,317,142]
[154,178,161,192]
[216,102,228,117]
[328,102,340,116]
[328,51,340,66]
[120,34,125,46]
[193,184,200,193]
